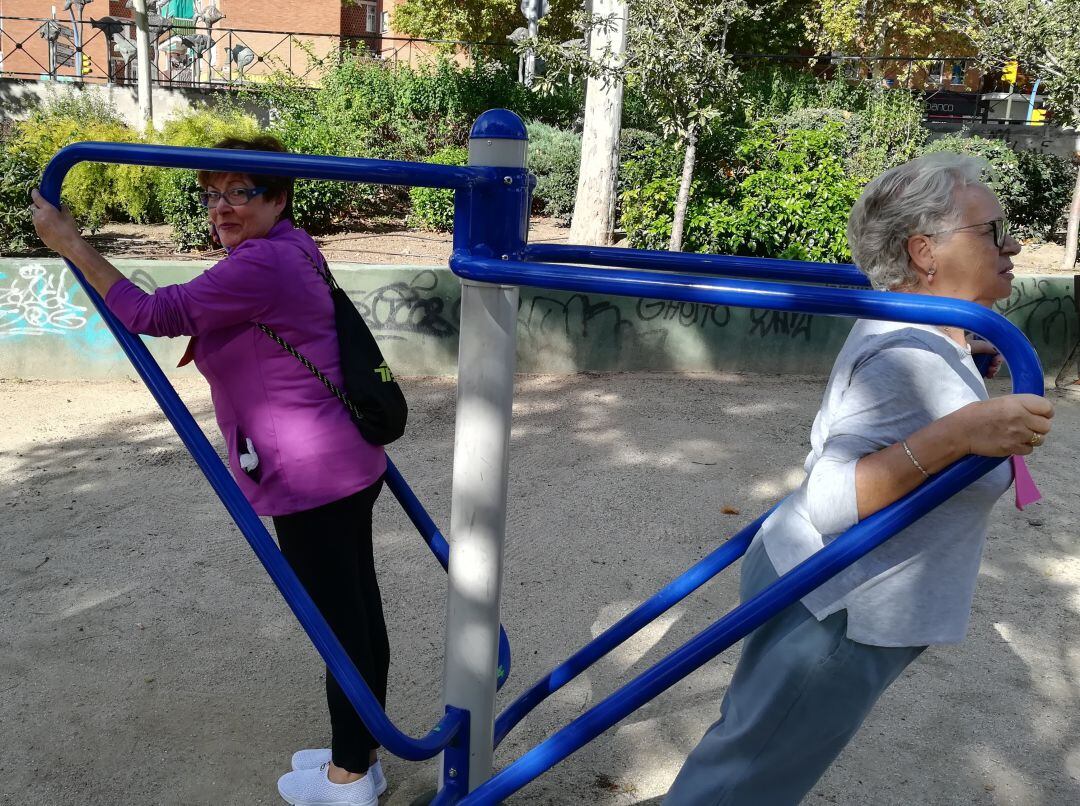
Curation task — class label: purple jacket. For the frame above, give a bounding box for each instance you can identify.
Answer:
[105,219,386,516]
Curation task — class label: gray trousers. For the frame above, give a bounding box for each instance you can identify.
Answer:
[664,538,924,806]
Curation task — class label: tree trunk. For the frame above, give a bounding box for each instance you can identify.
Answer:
[669,125,698,253]
[569,0,628,247]
[1064,158,1080,270]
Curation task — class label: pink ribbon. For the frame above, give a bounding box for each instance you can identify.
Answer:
[1011,455,1042,510]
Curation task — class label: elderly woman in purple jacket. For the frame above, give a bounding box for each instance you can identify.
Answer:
[32,136,389,806]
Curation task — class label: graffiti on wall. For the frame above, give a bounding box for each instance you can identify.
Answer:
[348,271,458,339]
[2,260,1073,376]
[0,264,88,338]
[995,279,1078,347]
[636,299,732,329]
[523,294,636,339]
[748,310,814,341]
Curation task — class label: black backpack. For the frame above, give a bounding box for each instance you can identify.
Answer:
[258,247,408,446]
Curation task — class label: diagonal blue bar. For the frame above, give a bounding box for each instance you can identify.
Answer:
[493,507,776,748]
[463,448,1011,803]
[523,243,871,287]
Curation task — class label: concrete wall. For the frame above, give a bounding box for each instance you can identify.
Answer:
[1,259,1076,381]
[0,78,271,130]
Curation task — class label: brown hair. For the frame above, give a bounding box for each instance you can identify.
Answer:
[196,135,295,221]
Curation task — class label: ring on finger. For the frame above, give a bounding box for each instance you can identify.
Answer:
[1030,431,1044,447]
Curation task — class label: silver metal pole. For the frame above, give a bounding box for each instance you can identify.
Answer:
[132,0,153,131]
[439,131,525,791]
[524,19,537,86]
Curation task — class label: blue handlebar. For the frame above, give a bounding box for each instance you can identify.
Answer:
[451,255,1043,395]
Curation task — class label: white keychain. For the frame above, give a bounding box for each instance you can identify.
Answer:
[239,437,259,473]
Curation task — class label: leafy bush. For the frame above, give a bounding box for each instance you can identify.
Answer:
[622,122,860,262]
[0,135,39,253]
[847,89,927,180]
[703,123,860,261]
[920,133,1026,223]
[1013,150,1076,242]
[14,93,148,231]
[408,145,468,231]
[526,122,580,223]
[738,65,827,122]
[619,136,699,249]
[264,54,583,165]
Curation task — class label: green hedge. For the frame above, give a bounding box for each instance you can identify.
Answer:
[526,122,580,224]
[622,121,861,261]
[407,145,468,232]
[4,69,1075,262]
[0,127,39,254]
[1014,150,1076,241]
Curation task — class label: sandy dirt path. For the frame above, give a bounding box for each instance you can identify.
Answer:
[2,374,1079,805]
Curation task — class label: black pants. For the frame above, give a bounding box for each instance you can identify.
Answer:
[273,478,388,774]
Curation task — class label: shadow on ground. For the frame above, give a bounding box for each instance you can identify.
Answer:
[1,374,1079,805]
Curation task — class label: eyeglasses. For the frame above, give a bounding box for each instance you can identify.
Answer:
[929,218,1011,249]
[197,186,268,208]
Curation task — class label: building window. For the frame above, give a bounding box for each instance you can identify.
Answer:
[381,11,390,34]
[362,2,377,34]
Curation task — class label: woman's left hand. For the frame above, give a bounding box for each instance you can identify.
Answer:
[971,337,1003,379]
[30,189,82,257]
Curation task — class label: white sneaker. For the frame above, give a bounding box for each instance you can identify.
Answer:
[290,750,386,796]
[277,763,378,806]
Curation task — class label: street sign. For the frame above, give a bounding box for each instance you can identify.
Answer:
[55,42,76,67]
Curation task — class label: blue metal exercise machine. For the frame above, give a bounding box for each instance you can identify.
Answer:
[40,108,1043,803]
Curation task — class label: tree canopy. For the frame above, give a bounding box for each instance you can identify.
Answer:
[804,0,976,78]
[390,0,579,47]
[973,0,1080,124]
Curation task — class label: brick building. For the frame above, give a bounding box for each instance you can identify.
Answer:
[0,1,408,85]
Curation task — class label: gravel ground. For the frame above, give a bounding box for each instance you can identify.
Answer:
[2,372,1079,805]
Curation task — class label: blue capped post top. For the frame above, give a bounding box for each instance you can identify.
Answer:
[468,109,529,168]
[469,109,528,141]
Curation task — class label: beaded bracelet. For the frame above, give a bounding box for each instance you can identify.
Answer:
[902,440,930,479]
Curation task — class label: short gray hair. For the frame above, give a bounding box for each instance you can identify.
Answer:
[847,153,989,290]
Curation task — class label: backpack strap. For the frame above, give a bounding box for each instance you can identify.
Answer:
[255,241,363,422]
[257,321,365,423]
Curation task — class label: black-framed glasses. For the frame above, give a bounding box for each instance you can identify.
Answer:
[929,218,1011,249]
[197,186,268,208]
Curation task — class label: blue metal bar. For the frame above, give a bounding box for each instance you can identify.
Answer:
[493,508,775,748]
[39,151,468,762]
[450,256,1043,391]
[383,458,512,690]
[41,142,499,193]
[462,450,1022,803]
[522,243,871,287]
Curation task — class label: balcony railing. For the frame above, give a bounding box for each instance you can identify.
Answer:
[0,15,513,89]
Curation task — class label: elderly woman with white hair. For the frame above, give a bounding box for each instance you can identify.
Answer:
[665,153,1054,805]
